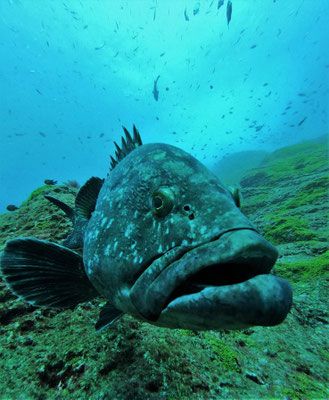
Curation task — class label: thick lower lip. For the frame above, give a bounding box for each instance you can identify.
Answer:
[130,229,288,327]
[159,274,292,330]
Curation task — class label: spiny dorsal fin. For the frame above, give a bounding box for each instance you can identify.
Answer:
[75,177,104,220]
[44,195,75,220]
[110,125,142,171]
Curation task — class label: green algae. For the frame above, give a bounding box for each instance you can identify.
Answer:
[240,191,270,213]
[240,138,328,187]
[21,184,54,205]
[0,184,77,251]
[284,176,329,209]
[280,372,329,399]
[275,250,329,283]
[204,333,241,373]
[263,215,318,244]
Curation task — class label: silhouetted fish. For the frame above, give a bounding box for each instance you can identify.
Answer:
[193,2,200,15]
[6,205,19,212]
[152,75,160,101]
[226,0,232,25]
[44,179,57,185]
[298,117,307,126]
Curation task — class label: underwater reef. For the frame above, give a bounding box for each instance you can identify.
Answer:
[0,136,328,399]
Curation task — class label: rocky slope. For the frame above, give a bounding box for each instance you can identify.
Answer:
[0,136,328,399]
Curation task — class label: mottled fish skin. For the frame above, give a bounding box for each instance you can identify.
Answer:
[83,141,292,330]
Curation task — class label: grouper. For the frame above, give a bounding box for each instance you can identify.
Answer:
[0,126,292,331]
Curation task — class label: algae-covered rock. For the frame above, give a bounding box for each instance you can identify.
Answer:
[263,215,318,244]
[0,184,78,251]
[239,135,329,247]
[275,250,329,283]
[240,136,329,187]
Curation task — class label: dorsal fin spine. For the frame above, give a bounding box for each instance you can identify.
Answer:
[109,125,143,171]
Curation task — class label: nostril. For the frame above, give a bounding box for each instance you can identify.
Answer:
[189,213,195,220]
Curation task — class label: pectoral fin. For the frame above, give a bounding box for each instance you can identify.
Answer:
[0,238,98,308]
[95,302,124,331]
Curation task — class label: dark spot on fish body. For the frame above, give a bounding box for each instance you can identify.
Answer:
[182,204,195,220]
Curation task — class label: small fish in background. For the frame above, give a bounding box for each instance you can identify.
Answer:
[95,42,105,51]
[39,131,46,138]
[226,0,232,25]
[6,205,19,212]
[217,0,224,9]
[193,2,200,15]
[150,5,156,20]
[184,8,189,21]
[44,179,57,185]
[298,117,307,126]
[152,75,160,101]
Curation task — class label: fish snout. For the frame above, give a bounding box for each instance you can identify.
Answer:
[220,228,279,276]
[130,228,280,323]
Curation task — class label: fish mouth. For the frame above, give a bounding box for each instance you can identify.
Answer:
[130,229,293,330]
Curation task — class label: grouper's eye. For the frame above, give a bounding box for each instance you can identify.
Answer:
[151,187,174,218]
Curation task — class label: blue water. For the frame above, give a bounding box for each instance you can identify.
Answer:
[0,0,328,213]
